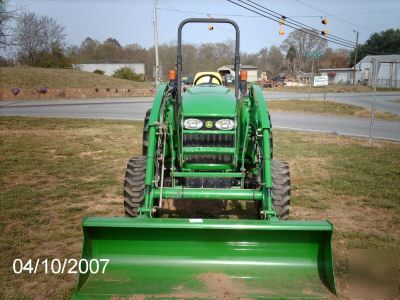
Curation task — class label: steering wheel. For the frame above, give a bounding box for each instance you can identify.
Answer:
[193,73,222,85]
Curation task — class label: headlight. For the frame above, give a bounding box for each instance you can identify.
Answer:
[215,119,235,130]
[184,118,203,130]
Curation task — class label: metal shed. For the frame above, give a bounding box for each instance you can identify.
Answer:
[355,55,400,88]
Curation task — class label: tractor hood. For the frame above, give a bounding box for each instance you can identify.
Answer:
[182,85,237,117]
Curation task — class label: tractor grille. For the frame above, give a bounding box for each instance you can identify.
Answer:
[186,154,233,164]
[183,133,234,147]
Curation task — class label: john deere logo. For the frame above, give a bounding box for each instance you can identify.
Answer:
[205,121,213,128]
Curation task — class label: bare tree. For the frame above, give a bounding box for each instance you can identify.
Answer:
[78,37,99,63]
[125,43,147,63]
[0,0,19,50]
[13,11,66,65]
[286,46,297,71]
[97,38,124,63]
[265,46,284,76]
[320,48,350,68]
[281,29,327,71]
[256,47,268,72]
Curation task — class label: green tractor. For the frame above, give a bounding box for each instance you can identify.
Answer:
[74,18,336,299]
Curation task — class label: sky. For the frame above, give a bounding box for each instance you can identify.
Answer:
[11,0,400,53]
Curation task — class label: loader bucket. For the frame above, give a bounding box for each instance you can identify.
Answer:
[73,217,335,299]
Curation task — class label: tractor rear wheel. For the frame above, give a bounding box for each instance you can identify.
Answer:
[271,160,290,220]
[142,109,151,155]
[124,156,146,217]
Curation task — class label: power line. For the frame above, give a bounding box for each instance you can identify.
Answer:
[158,7,400,19]
[241,0,356,47]
[159,7,323,19]
[237,0,356,47]
[228,0,356,49]
[294,0,375,33]
[334,9,400,17]
[289,15,322,18]
[158,0,275,45]
[157,7,261,18]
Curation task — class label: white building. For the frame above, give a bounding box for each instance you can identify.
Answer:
[217,65,259,82]
[75,63,145,76]
[355,55,400,88]
[319,68,354,85]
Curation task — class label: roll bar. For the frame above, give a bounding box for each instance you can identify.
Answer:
[177,18,240,102]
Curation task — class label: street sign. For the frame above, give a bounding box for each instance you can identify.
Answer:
[313,75,328,87]
[152,65,162,80]
[305,52,322,57]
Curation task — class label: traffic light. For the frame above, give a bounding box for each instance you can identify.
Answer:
[321,18,328,25]
[279,16,285,35]
[321,29,328,36]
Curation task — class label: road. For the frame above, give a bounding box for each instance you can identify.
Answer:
[264,91,400,115]
[1,97,400,141]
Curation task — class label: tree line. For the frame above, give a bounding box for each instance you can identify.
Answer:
[1,4,399,80]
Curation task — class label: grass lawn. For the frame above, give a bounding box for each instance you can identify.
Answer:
[268,99,400,121]
[269,85,372,93]
[267,84,400,93]
[0,66,150,90]
[1,117,399,298]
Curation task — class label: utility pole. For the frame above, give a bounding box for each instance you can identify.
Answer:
[369,58,379,146]
[153,0,160,86]
[308,55,315,100]
[352,30,359,85]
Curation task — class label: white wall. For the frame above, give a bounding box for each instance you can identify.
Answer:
[320,71,352,84]
[76,63,145,76]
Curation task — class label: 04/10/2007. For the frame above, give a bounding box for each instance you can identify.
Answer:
[12,258,110,274]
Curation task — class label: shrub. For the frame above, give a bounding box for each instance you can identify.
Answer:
[112,67,143,81]
[93,69,105,75]
[34,45,72,69]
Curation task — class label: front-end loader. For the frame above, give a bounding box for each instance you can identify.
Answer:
[74,18,336,299]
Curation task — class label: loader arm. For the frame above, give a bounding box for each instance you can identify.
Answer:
[141,83,169,215]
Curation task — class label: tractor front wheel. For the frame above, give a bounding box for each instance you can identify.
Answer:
[124,156,146,217]
[271,160,290,220]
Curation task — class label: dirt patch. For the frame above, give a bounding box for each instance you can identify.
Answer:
[291,195,399,239]
[291,194,399,299]
[85,194,122,215]
[122,274,250,300]
[78,150,105,159]
[198,273,247,299]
